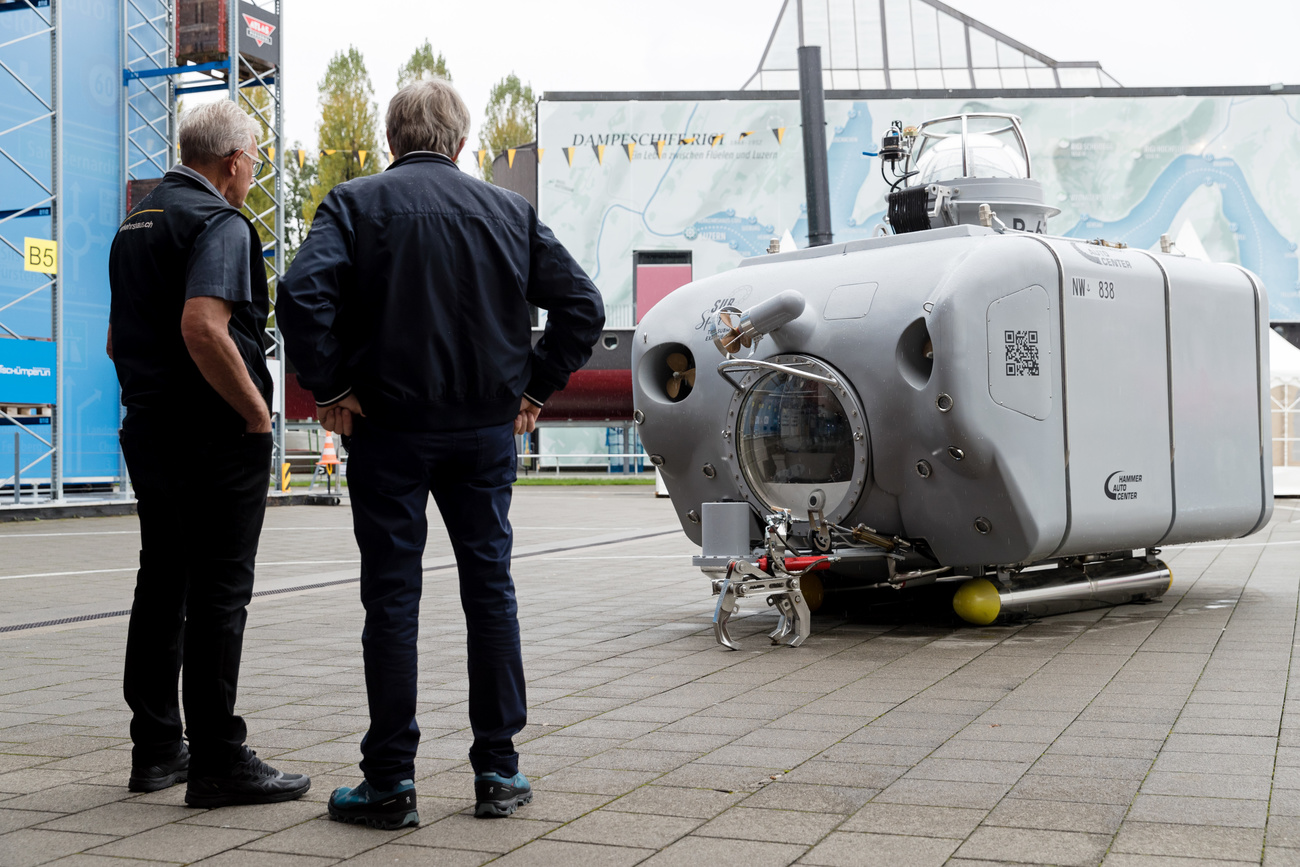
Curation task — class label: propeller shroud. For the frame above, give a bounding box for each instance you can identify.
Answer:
[665,352,696,400]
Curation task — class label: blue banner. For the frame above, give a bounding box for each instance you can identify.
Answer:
[0,339,55,404]
[1,1,125,479]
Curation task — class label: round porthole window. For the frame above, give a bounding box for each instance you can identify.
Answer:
[729,355,868,525]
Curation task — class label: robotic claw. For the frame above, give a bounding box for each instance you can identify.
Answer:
[711,511,837,650]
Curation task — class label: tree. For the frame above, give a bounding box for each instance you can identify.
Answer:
[478,73,535,184]
[397,40,451,88]
[284,142,318,264]
[306,46,380,226]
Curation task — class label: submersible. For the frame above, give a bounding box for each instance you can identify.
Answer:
[633,113,1270,647]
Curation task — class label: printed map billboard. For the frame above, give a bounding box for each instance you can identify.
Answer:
[538,92,1300,322]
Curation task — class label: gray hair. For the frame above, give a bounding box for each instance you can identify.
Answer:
[386,79,470,159]
[178,100,261,165]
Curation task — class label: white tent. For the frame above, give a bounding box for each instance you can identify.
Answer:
[1270,330,1300,495]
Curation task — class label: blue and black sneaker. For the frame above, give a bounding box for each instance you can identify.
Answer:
[327,779,419,830]
[474,771,532,818]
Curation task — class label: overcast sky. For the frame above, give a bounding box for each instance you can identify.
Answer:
[280,0,1300,170]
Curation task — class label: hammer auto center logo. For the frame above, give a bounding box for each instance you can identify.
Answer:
[1072,242,1132,269]
[242,13,275,47]
[1104,470,1142,501]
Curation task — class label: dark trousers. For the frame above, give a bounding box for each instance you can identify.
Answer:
[345,418,525,788]
[121,427,271,772]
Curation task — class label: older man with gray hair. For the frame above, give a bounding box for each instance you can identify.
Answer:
[280,78,603,829]
[108,99,310,807]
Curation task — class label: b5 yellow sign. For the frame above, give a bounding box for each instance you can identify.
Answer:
[24,238,57,274]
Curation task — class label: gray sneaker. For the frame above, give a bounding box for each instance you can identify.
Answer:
[185,747,310,808]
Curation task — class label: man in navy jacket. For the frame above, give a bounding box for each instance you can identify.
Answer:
[279,78,604,829]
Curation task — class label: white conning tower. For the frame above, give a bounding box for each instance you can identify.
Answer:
[880,113,1060,235]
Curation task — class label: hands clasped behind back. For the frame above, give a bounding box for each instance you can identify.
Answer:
[320,396,539,436]
[515,398,540,435]
[319,393,365,436]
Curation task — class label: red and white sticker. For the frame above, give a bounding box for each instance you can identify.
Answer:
[242,14,275,47]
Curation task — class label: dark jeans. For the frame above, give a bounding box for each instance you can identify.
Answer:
[345,418,525,788]
[120,427,271,772]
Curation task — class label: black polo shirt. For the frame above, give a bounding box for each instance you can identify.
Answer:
[109,168,271,434]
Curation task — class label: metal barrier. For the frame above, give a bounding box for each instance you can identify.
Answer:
[518,452,652,475]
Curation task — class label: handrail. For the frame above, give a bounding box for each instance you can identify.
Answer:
[716,358,838,393]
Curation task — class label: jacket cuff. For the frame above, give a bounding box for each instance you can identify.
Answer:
[522,392,545,408]
[523,376,557,406]
[314,385,352,408]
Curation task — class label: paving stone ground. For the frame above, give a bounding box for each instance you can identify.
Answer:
[0,487,1299,865]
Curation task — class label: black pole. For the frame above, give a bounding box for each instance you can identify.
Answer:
[13,432,19,505]
[797,45,833,247]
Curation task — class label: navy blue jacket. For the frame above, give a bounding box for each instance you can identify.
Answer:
[279,151,604,431]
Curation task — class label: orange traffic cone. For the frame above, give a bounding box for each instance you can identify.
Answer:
[317,431,341,469]
[308,431,344,499]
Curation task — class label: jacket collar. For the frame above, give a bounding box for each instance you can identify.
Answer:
[168,165,229,204]
[387,151,460,171]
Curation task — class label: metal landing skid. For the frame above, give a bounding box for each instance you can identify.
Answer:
[700,506,916,650]
[712,555,829,650]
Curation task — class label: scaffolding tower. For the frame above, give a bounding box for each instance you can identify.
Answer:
[120,0,287,484]
[0,0,64,501]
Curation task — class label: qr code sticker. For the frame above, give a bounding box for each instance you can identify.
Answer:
[1005,330,1040,376]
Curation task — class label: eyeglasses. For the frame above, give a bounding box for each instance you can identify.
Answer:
[226,147,266,178]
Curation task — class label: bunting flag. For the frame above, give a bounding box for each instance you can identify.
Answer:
[654,140,666,159]
[592,143,605,164]
[295,149,306,168]
[739,130,756,140]
[563,147,576,166]
[623,142,635,162]
[477,149,488,169]
[536,148,545,163]
[318,149,373,163]
[680,136,697,145]
[507,148,517,168]
[772,127,786,145]
[710,134,725,148]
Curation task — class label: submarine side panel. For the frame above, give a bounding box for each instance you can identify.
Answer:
[898,235,1068,567]
[1050,240,1174,557]
[1159,257,1270,545]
